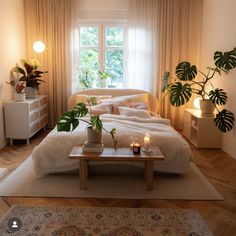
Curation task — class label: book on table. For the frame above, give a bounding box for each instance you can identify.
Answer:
[82,142,104,153]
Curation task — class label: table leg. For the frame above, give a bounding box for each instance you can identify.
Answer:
[145,160,154,191]
[79,158,87,190]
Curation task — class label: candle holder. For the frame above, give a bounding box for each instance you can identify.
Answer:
[142,133,152,153]
[133,143,141,154]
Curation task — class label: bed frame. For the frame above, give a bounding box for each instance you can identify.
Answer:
[68,88,158,113]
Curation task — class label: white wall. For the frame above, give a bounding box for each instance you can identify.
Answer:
[201,0,236,158]
[0,0,26,148]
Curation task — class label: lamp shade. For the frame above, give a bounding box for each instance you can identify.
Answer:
[33,40,45,53]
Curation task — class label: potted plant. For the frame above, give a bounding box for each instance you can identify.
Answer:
[6,80,25,102]
[12,58,48,98]
[162,47,236,132]
[57,98,117,148]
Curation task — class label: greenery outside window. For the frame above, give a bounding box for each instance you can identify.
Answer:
[77,22,126,90]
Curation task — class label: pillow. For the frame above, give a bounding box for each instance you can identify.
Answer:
[117,106,151,118]
[75,94,112,105]
[100,97,132,114]
[90,103,112,115]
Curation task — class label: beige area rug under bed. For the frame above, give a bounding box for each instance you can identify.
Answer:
[0,156,223,200]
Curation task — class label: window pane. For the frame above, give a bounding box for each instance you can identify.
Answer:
[106,27,123,47]
[79,49,98,89]
[106,49,123,88]
[80,27,98,47]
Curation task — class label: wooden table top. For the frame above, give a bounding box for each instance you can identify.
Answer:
[69,146,165,161]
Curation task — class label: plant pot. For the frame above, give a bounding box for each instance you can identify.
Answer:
[199,99,215,117]
[86,127,102,145]
[25,87,37,99]
[14,93,25,102]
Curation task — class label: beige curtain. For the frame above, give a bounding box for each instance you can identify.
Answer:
[24,0,78,127]
[128,0,203,130]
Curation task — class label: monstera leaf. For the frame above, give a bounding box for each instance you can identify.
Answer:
[175,62,197,81]
[170,82,192,107]
[57,111,79,132]
[214,109,235,132]
[73,103,88,117]
[209,89,227,105]
[214,48,236,71]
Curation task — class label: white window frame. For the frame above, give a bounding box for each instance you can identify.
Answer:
[78,20,127,89]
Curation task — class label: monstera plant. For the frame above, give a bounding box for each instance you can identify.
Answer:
[162,47,236,132]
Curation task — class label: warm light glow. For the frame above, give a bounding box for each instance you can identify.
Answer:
[143,134,151,152]
[33,40,45,53]
[194,97,202,109]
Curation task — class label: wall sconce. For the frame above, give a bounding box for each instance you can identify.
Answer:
[33,40,45,53]
[194,97,202,109]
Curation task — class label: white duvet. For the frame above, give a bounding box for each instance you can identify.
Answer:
[32,114,192,176]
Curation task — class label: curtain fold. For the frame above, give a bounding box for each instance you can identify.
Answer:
[128,0,203,130]
[24,0,78,127]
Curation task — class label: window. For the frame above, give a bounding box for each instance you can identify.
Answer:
[77,22,126,90]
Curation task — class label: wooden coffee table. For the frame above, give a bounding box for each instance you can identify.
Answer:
[69,146,164,191]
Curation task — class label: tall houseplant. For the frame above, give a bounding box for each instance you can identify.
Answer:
[162,47,236,132]
[57,99,117,148]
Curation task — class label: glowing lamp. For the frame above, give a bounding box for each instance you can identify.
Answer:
[33,40,45,53]
[194,97,202,109]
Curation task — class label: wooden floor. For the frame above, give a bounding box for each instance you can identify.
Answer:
[0,129,235,235]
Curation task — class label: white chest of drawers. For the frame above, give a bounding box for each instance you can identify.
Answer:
[4,95,48,146]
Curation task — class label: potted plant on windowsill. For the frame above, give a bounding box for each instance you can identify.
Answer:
[12,58,48,99]
[57,98,117,149]
[162,47,236,132]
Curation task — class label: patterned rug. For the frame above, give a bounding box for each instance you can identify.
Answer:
[0,206,213,236]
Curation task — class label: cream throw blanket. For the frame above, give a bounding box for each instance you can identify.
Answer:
[32,114,191,176]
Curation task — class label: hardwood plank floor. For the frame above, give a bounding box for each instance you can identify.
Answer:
[0,129,235,235]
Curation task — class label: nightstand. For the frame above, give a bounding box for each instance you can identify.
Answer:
[4,95,48,146]
[183,109,221,148]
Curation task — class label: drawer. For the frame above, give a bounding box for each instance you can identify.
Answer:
[30,101,39,111]
[30,121,40,135]
[40,106,48,116]
[40,116,48,127]
[40,97,47,106]
[30,111,40,122]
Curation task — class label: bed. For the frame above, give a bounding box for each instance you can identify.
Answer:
[32,88,192,176]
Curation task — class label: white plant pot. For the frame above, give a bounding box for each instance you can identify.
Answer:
[86,127,102,145]
[14,93,25,102]
[199,99,215,117]
[25,87,37,99]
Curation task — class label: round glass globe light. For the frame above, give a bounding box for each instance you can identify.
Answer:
[193,97,202,109]
[33,40,45,53]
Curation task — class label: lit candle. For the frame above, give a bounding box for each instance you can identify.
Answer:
[143,134,151,152]
[133,143,141,154]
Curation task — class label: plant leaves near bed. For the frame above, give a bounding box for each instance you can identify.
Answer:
[57,111,79,132]
[162,47,236,133]
[209,89,227,105]
[73,103,88,117]
[90,115,103,132]
[214,48,236,71]
[175,62,197,81]
[214,109,235,132]
[170,82,192,106]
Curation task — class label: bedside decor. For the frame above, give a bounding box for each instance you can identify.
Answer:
[12,58,48,98]
[133,142,141,154]
[162,47,236,132]
[143,133,151,152]
[57,98,117,150]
